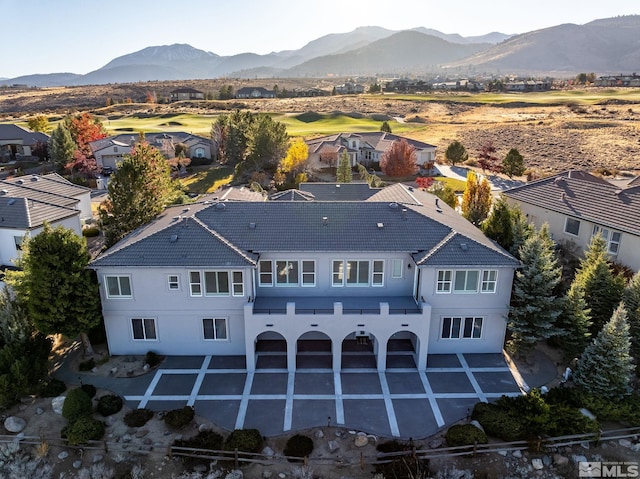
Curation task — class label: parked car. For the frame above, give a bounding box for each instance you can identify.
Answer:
[101,166,114,176]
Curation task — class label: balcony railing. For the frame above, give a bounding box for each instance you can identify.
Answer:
[251,296,422,316]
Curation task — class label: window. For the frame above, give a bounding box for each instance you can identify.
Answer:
[346,260,369,286]
[332,260,344,286]
[194,147,205,158]
[481,270,497,293]
[276,260,299,285]
[392,259,403,279]
[232,271,244,296]
[190,271,202,296]
[105,276,132,298]
[302,261,316,286]
[592,226,622,255]
[131,318,156,340]
[204,271,229,295]
[13,236,23,251]
[454,270,479,293]
[167,275,180,291]
[259,261,273,286]
[564,217,581,236]
[113,147,118,153]
[372,260,384,286]
[436,270,452,293]
[441,317,483,339]
[202,318,228,340]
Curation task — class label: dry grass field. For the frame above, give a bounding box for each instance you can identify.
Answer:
[2,81,640,174]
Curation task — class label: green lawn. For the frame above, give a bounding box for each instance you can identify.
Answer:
[101,113,217,137]
[433,176,467,192]
[180,165,234,194]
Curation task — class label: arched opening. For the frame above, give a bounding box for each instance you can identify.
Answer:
[387,331,419,369]
[296,331,332,369]
[255,331,287,370]
[341,331,378,369]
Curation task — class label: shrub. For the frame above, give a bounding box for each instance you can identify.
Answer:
[63,416,105,445]
[145,351,161,367]
[471,402,523,441]
[124,408,154,427]
[224,429,263,453]
[62,388,93,422]
[376,440,412,453]
[82,227,100,237]
[544,386,587,408]
[164,406,195,429]
[174,430,224,469]
[38,377,66,397]
[78,358,96,371]
[284,434,314,461]
[445,424,488,447]
[97,394,123,416]
[545,405,600,436]
[80,384,97,399]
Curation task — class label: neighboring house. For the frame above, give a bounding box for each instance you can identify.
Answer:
[90,183,518,372]
[90,133,213,170]
[334,82,365,94]
[305,132,436,170]
[504,170,640,272]
[0,173,91,267]
[170,88,205,102]
[236,87,276,99]
[0,124,49,161]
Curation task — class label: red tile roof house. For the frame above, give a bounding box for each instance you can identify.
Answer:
[90,183,518,372]
[503,170,640,272]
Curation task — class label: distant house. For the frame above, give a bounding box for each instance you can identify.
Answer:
[90,132,213,170]
[305,132,436,170]
[334,82,365,94]
[0,124,49,161]
[0,173,91,267]
[503,170,640,272]
[594,75,640,87]
[503,80,551,92]
[170,88,205,102]
[236,87,276,99]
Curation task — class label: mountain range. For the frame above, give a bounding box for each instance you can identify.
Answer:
[3,16,639,87]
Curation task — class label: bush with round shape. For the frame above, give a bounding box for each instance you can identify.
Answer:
[39,378,66,397]
[164,406,195,429]
[145,351,161,367]
[82,227,100,237]
[62,416,105,445]
[80,383,97,399]
[471,402,523,441]
[224,429,263,453]
[62,388,92,422]
[124,408,154,427]
[97,394,123,416]
[445,424,488,447]
[284,434,314,461]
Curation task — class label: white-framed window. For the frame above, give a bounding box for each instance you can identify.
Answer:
[436,270,452,293]
[332,260,344,286]
[564,217,581,236]
[592,226,622,255]
[202,318,228,340]
[13,236,24,251]
[259,261,273,286]
[392,259,403,279]
[131,318,156,340]
[232,271,244,296]
[302,261,316,286]
[453,270,479,293]
[167,274,180,291]
[276,260,299,286]
[195,147,205,158]
[372,260,384,286]
[346,260,369,286]
[441,317,483,339]
[204,271,230,295]
[190,271,202,296]
[481,270,498,293]
[105,275,132,298]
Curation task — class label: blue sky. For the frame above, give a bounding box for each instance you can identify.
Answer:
[1,0,638,78]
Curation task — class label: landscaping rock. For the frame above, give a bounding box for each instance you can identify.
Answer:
[328,440,340,452]
[470,420,484,433]
[354,433,368,447]
[35,407,44,415]
[531,458,544,470]
[429,438,443,449]
[58,451,69,460]
[198,423,210,432]
[497,450,508,457]
[262,446,275,457]
[135,429,149,438]
[92,454,104,463]
[51,396,65,414]
[554,454,569,466]
[542,455,552,467]
[262,471,273,479]
[512,450,522,459]
[278,474,286,479]
[194,464,207,473]
[225,469,243,479]
[619,439,633,449]
[314,429,324,439]
[4,416,26,433]
[73,460,82,469]
[572,454,588,464]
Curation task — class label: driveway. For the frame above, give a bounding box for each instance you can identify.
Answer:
[435,165,524,193]
[118,353,524,439]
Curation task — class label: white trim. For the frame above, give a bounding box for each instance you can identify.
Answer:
[480,270,498,294]
[167,274,180,291]
[301,260,316,287]
[391,259,403,279]
[202,317,229,341]
[105,275,132,299]
[131,317,157,341]
[564,216,581,237]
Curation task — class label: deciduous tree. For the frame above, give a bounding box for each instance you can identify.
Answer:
[279,138,308,174]
[477,141,500,173]
[429,181,458,208]
[27,115,49,133]
[336,152,352,183]
[415,177,434,190]
[48,123,76,171]
[66,113,107,158]
[380,139,418,177]
[502,148,526,178]
[445,140,468,166]
[461,171,491,226]
[573,303,634,400]
[245,114,289,172]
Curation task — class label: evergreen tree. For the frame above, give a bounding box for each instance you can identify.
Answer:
[507,225,564,355]
[444,140,468,166]
[99,141,178,247]
[552,282,592,360]
[5,223,102,356]
[380,121,392,133]
[622,271,640,372]
[482,195,514,251]
[48,123,75,171]
[572,235,625,335]
[501,148,526,178]
[509,208,535,259]
[573,303,634,400]
[336,152,352,183]
[245,114,289,171]
[461,171,492,226]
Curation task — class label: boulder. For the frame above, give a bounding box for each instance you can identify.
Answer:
[328,440,340,452]
[553,454,569,466]
[225,469,243,479]
[73,460,82,469]
[4,416,26,433]
[512,450,522,459]
[354,433,368,447]
[619,438,633,449]
[262,446,275,457]
[51,396,66,415]
[58,451,69,460]
[314,429,324,439]
[470,420,484,433]
[531,458,544,470]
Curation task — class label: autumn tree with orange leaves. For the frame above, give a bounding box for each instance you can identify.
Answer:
[380,139,418,177]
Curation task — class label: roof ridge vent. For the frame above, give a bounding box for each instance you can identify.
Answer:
[389,202,399,209]
[554,177,565,185]
[215,202,226,210]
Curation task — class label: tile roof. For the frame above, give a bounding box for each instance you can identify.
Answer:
[0,196,78,229]
[299,183,378,201]
[93,184,518,269]
[504,170,640,236]
[1,173,88,202]
[306,132,436,154]
[0,124,49,145]
[219,187,267,202]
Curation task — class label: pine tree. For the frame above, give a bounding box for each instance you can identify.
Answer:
[509,208,535,259]
[482,195,514,251]
[501,148,526,178]
[573,303,634,400]
[336,152,352,183]
[461,171,492,226]
[508,225,564,355]
[444,140,468,166]
[572,235,625,335]
[552,282,592,360]
[48,123,75,171]
[622,271,640,372]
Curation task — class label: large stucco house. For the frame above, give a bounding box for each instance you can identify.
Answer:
[90,183,518,372]
[504,170,640,272]
[305,132,436,171]
[90,133,213,170]
[0,124,49,161]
